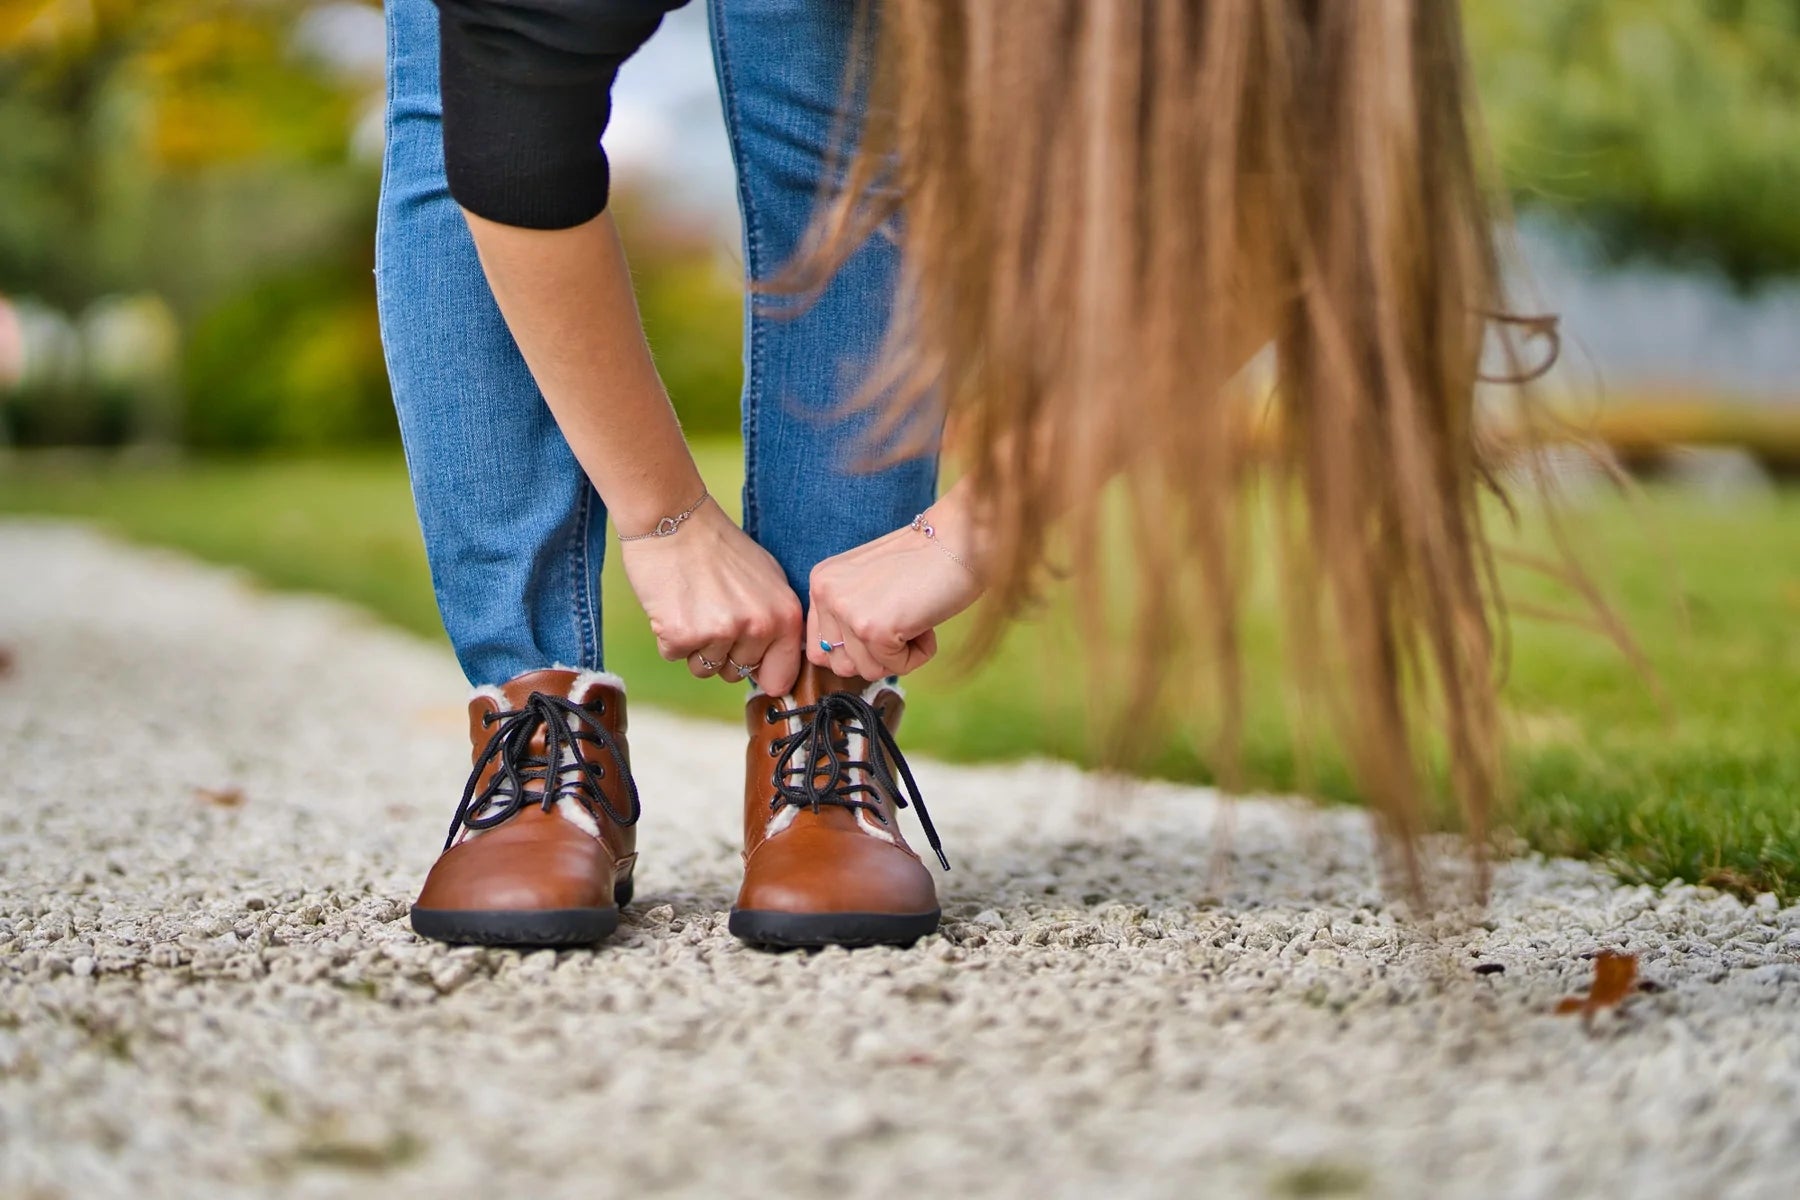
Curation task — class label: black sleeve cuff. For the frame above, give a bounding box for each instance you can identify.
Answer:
[435,1,681,230]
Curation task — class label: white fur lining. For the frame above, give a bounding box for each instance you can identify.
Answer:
[761,693,804,840]
[855,809,897,845]
[846,720,897,844]
[468,665,627,707]
[765,804,799,838]
[559,666,627,699]
[553,796,601,839]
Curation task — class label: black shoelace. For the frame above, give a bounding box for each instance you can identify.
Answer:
[442,691,640,851]
[765,690,950,871]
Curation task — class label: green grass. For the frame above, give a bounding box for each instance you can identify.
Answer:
[3,445,1795,900]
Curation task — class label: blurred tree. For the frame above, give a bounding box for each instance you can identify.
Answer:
[0,0,364,308]
[1468,0,1800,287]
[0,0,389,447]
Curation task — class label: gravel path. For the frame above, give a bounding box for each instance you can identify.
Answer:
[1,520,1796,1200]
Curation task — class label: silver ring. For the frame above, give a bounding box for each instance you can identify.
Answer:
[727,657,759,680]
[697,655,721,672]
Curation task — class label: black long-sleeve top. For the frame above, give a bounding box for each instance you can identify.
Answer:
[435,0,689,229]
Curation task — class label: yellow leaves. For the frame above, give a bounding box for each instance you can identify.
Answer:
[6,1,366,170]
[0,0,88,52]
[0,0,157,52]
[136,11,350,169]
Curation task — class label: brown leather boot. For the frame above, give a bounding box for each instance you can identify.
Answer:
[410,668,640,947]
[730,663,949,948]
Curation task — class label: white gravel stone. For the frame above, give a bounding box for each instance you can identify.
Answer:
[1,519,1796,1200]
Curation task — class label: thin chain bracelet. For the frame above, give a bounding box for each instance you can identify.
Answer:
[618,489,711,541]
[910,512,980,576]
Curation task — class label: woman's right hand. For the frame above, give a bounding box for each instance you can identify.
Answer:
[618,497,805,696]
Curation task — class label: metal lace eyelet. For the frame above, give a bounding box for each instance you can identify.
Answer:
[481,712,496,727]
[764,706,780,724]
[767,742,780,757]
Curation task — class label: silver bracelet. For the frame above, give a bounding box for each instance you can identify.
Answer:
[618,489,710,541]
[910,512,979,576]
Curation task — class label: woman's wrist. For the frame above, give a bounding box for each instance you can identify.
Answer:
[915,484,992,579]
[616,486,712,541]
[609,465,710,541]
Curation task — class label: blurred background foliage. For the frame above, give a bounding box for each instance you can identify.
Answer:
[1467,0,1800,287]
[1,0,1798,451]
[0,0,744,449]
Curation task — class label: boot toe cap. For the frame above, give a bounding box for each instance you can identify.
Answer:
[414,831,614,914]
[736,825,938,916]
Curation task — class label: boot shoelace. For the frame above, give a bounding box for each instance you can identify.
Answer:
[765,691,950,870]
[442,691,640,851]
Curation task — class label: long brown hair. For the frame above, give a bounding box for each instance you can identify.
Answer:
[785,1,1566,895]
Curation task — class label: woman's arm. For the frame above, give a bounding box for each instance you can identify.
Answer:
[461,211,804,695]
[463,210,704,534]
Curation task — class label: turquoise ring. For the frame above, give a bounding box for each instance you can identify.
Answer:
[819,639,845,653]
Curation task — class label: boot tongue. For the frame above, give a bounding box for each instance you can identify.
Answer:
[783,666,889,830]
[498,668,582,708]
[793,663,870,708]
[465,669,576,757]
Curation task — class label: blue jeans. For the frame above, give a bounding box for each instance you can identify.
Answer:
[376,0,938,686]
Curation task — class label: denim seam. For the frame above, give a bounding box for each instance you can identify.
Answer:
[373,11,398,283]
[710,0,765,543]
[571,482,599,670]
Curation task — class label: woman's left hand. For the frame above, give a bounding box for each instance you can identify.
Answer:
[806,504,987,681]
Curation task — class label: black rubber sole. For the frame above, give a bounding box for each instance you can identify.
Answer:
[410,875,635,948]
[410,904,619,947]
[728,907,941,949]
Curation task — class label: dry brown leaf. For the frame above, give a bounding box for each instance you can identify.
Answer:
[1554,949,1638,1021]
[0,644,15,678]
[195,786,246,808]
